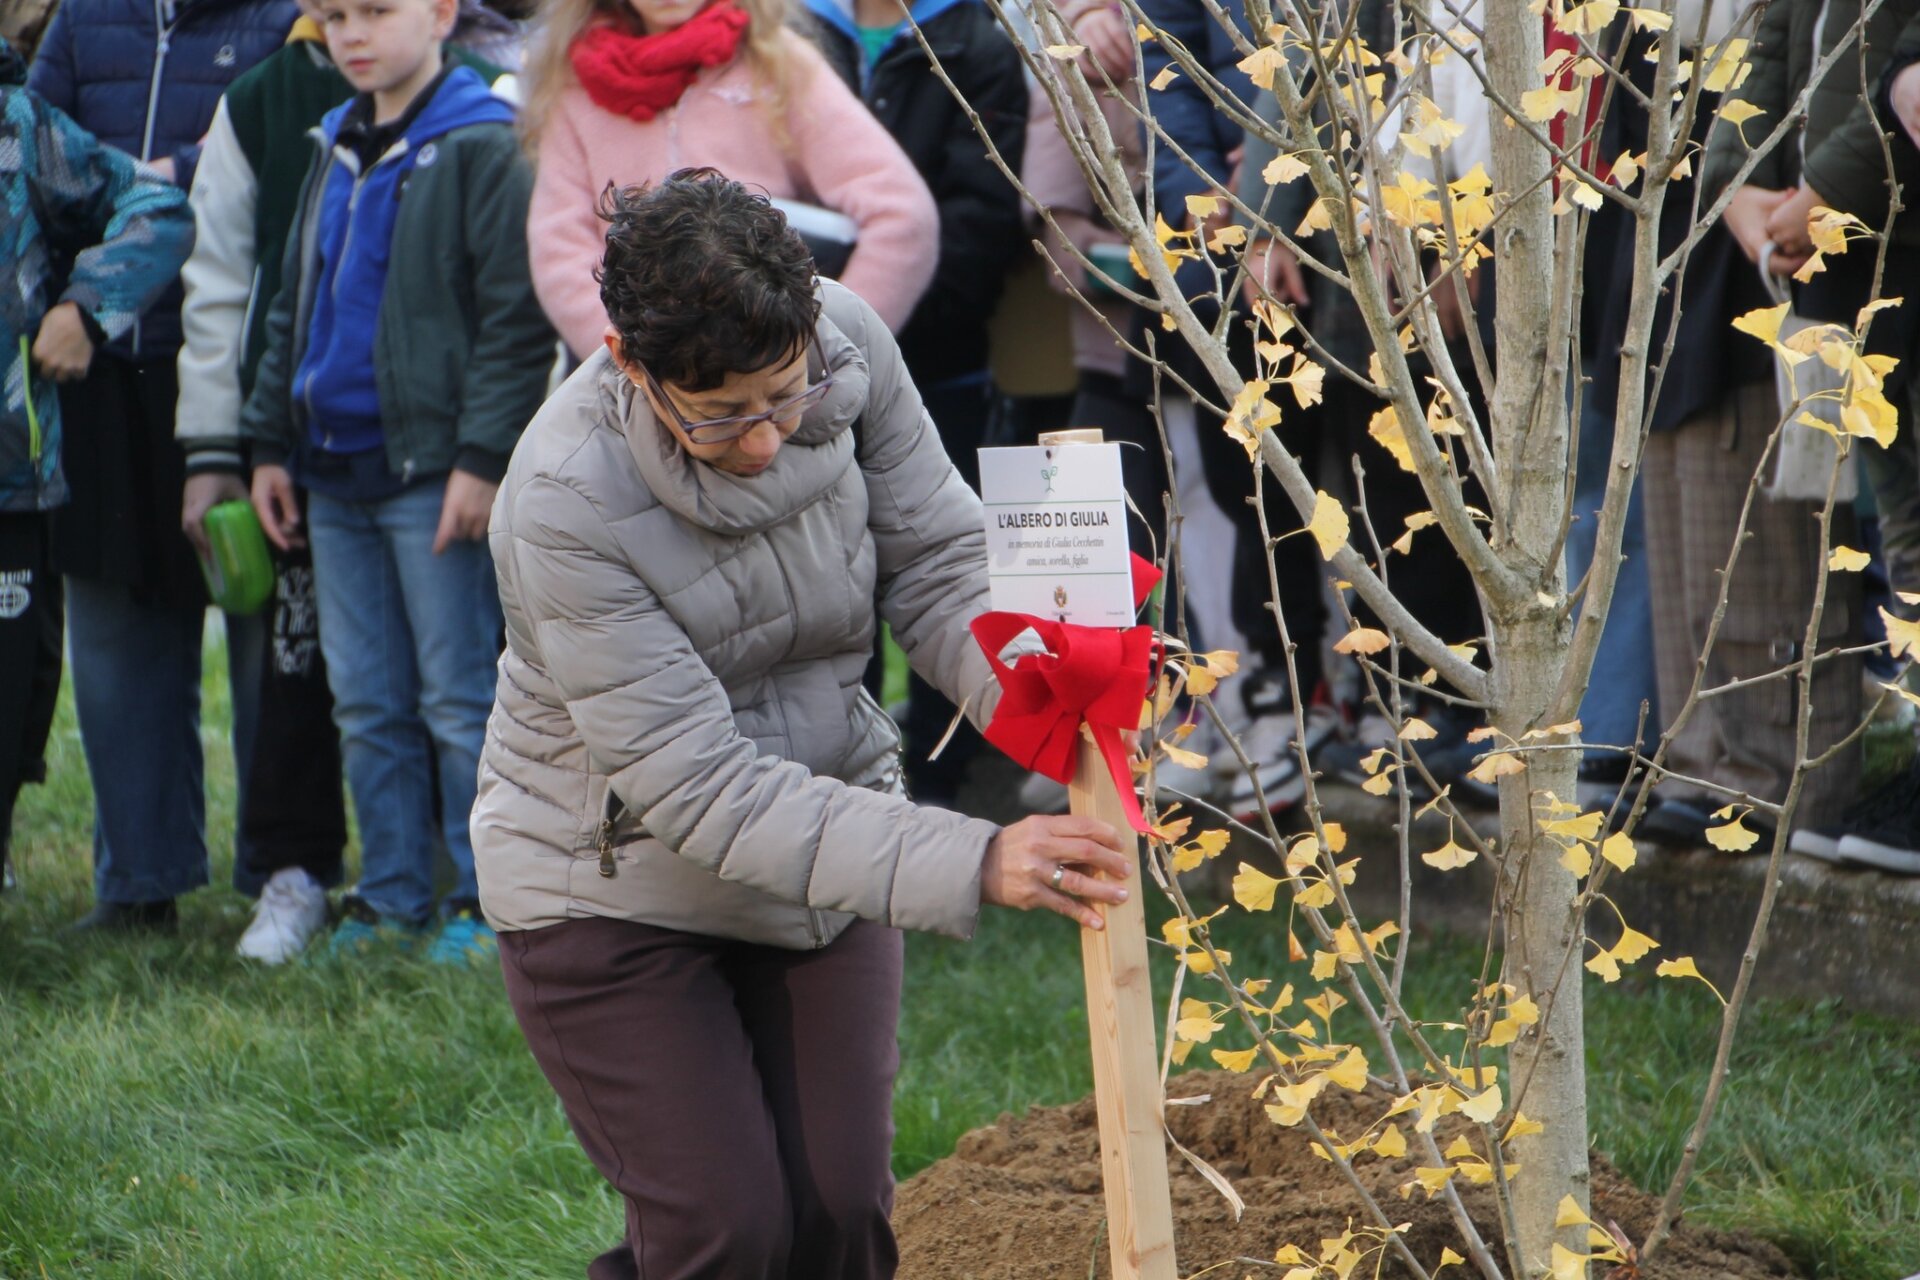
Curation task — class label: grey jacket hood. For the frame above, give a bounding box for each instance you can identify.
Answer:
[473,281,1003,948]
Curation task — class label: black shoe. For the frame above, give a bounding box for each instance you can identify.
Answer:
[65,899,179,934]
[1791,759,1920,864]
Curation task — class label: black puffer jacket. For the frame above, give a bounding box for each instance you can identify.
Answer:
[806,0,1027,386]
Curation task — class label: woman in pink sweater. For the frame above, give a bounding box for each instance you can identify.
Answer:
[521,0,939,359]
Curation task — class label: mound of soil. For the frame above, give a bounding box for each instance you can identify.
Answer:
[895,1072,1796,1279]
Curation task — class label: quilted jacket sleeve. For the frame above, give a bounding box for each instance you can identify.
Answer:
[827,286,1004,731]
[504,471,998,939]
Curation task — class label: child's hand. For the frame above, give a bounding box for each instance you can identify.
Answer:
[1241,238,1309,310]
[31,302,96,383]
[183,472,250,556]
[251,464,306,551]
[1764,183,1826,259]
[1070,5,1133,81]
[434,469,499,555]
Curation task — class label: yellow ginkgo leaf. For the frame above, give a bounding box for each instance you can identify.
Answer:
[1374,1123,1408,1158]
[1160,741,1209,771]
[1880,607,1920,660]
[1585,949,1621,983]
[1731,302,1790,347]
[1263,151,1309,185]
[1185,193,1222,223]
[1043,42,1085,59]
[1233,862,1283,912]
[1719,98,1765,136]
[1148,63,1180,90]
[1657,956,1701,979]
[1829,545,1871,572]
[1399,717,1438,741]
[1307,490,1349,558]
[1436,1246,1467,1270]
[1325,1047,1369,1091]
[1211,1046,1259,1073]
[1458,1083,1502,1123]
[1207,223,1248,253]
[1559,842,1593,878]
[1551,1243,1589,1280]
[1599,830,1637,872]
[1333,626,1392,656]
[1543,811,1604,841]
[1368,404,1417,473]
[1422,840,1477,870]
[1504,1111,1545,1139]
[1610,925,1659,963]
[1705,816,1759,852]
[1466,751,1526,784]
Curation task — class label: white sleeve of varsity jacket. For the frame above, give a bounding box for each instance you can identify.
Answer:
[175,97,260,470]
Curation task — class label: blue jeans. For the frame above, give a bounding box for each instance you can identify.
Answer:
[307,482,500,925]
[66,580,264,904]
[1565,383,1658,753]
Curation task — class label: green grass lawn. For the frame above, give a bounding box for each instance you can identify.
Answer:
[3,638,1918,1279]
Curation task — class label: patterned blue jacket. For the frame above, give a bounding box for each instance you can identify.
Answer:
[1,39,195,513]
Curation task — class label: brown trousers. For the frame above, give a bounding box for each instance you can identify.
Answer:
[1642,380,1861,828]
[499,915,904,1280]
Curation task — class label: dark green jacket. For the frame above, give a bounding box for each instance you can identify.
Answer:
[1703,0,1920,241]
[238,107,552,483]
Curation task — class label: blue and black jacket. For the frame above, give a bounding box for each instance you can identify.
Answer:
[0,38,195,513]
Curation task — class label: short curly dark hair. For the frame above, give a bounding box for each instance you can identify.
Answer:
[596,170,822,393]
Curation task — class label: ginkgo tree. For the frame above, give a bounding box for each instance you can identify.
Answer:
[915,0,1908,1274]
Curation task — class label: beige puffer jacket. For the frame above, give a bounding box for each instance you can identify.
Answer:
[473,282,1003,949]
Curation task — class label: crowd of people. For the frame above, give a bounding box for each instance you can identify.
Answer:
[3,0,1920,980]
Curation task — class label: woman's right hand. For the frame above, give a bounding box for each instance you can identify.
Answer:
[981,814,1131,930]
[1724,185,1805,275]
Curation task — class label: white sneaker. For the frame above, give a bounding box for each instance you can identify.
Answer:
[236,867,330,964]
[1225,702,1340,819]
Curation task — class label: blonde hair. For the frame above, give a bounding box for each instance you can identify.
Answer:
[519,0,799,153]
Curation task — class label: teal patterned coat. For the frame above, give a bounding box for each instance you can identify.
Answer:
[1,38,194,512]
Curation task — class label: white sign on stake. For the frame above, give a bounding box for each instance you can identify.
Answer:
[978,441,1134,627]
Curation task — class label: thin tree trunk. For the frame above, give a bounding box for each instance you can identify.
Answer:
[1479,0,1590,1271]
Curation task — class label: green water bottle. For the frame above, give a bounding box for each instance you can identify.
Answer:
[200,500,276,615]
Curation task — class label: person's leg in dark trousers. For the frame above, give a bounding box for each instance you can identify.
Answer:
[0,512,62,880]
[232,536,349,895]
[897,376,995,804]
[1072,371,1170,553]
[499,915,903,1280]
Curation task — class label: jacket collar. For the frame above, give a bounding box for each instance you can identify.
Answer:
[608,294,872,537]
[804,0,974,46]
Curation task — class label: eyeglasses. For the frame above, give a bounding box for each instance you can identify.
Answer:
[639,336,835,446]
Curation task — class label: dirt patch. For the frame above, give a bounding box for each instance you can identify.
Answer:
[895,1072,1797,1279]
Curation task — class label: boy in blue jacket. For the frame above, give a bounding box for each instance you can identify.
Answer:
[240,0,552,961]
[0,37,195,895]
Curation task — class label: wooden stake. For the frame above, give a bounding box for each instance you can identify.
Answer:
[1039,428,1177,1280]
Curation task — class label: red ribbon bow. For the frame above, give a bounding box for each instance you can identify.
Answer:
[970,555,1163,834]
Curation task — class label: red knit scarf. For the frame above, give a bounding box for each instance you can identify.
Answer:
[569,3,752,123]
